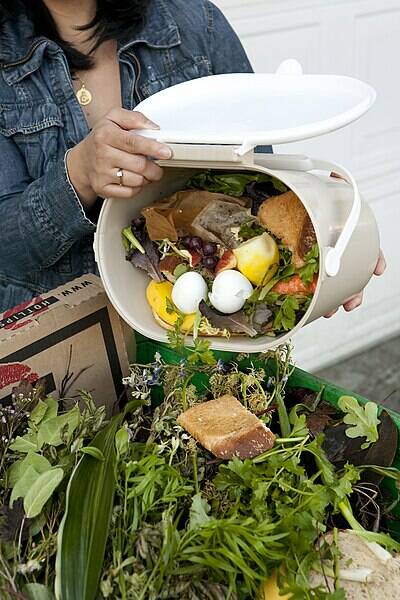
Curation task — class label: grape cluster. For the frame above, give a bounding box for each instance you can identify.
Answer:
[182,236,219,270]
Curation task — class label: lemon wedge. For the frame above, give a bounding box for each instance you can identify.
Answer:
[233,232,279,286]
[146,281,195,332]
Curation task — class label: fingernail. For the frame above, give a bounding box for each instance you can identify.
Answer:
[159,147,172,159]
[146,119,160,129]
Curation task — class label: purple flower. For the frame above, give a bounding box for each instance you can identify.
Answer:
[179,358,187,378]
[147,373,160,386]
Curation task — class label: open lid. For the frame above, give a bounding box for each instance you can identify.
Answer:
[135,59,376,154]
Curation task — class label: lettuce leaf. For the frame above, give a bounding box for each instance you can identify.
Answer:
[186,171,287,198]
[199,301,257,337]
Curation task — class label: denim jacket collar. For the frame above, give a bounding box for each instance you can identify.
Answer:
[0,0,181,79]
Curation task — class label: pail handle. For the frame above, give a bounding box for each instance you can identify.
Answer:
[259,155,360,277]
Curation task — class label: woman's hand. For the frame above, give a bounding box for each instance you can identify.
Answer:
[66,108,172,210]
[325,249,386,318]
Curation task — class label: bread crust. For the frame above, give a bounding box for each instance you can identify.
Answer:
[177,395,275,459]
[257,191,316,267]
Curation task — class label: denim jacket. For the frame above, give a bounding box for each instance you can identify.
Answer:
[0,0,270,312]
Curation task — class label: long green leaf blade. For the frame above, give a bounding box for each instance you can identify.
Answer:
[55,415,122,600]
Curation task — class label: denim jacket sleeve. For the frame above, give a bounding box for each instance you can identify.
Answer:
[206,1,253,75]
[0,134,95,276]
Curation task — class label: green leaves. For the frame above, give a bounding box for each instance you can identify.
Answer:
[23,583,55,600]
[259,265,295,301]
[55,414,123,600]
[8,444,64,517]
[186,171,287,197]
[274,296,300,331]
[80,446,105,461]
[115,427,129,457]
[6,402,82,521]
[338,396,380,449]
[10,402,80,453]
[37,405,80,447]
[10,462,64,518]
[121,226,145,253]
[24,469,64,518]
[298,244,319,284]
[173,263,189,279]
[10,465,40,508]
[189,493,211,530]
[166,300,186,353]
[30,399,50,426]
[8,452,51,487]
[10,434,40,453]
[187,339,216,366]
[238,219,265,241]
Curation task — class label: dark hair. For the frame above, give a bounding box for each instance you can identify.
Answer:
[0,0,150,71]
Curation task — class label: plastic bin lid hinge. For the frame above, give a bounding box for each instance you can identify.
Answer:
[158,143,255,165]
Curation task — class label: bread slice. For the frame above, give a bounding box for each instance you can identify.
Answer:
[257,191,316,267]
[177,395,275,459]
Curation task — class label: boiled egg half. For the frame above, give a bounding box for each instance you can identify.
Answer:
[172,271,208,314]
[209,270,253,314]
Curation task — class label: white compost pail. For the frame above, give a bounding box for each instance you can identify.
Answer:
[94,62,380,353]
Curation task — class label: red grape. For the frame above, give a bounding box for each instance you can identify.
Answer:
[189,237,203,251]
[202,255,218,270]
[202,242,218,256]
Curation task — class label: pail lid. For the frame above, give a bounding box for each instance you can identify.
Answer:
[135,59,376,153]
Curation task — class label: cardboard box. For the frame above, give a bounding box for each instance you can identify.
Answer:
[0,275,130,414]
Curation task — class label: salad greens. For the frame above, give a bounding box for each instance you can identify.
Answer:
[186,171,288,198]
[122,227,145,254]
[298,245,320,285]
[273,296,300,332]
[238,219,266,241]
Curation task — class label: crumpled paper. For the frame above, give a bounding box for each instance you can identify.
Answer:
[142,190,251,247]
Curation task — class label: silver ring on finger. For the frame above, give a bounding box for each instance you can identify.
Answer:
[116,168,124,186]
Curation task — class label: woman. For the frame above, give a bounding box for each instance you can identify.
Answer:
[0,0,384,313]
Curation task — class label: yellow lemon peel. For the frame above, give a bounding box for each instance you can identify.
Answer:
[146,281,195,332]
[233,232,279,286]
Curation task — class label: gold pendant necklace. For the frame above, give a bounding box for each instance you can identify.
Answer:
[76,75,93,106]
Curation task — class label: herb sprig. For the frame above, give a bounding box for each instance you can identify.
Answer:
[338,396,381,449]
[298,244,320,284]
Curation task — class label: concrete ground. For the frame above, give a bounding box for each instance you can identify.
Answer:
[316,335,400,412]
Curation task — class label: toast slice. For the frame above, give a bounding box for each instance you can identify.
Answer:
[177,395,275,459]
[257,191,317,267]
